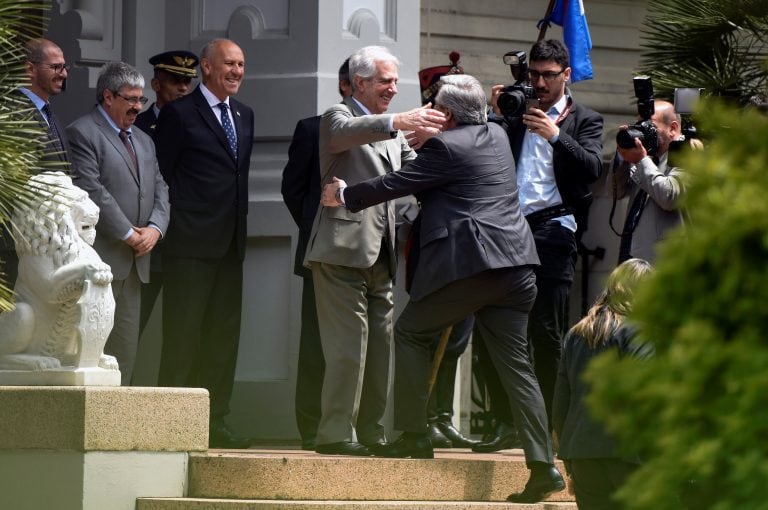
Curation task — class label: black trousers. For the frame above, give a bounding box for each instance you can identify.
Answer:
[158,240,243,421]
[568,458,638,510]
[476,221,577,428]
[393,266,553,465]
[294,275,324,442]
[427,314,474,420]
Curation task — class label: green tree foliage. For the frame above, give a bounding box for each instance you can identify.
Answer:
[638,0,768,103]
[587,101,768,509]
[0,0,48,310]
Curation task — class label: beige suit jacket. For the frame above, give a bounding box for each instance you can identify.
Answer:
[305,96,416,276]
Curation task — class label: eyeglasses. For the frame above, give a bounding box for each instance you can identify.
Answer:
[527,69,565,83]
[113,91,148,106]
[32,62,70,74]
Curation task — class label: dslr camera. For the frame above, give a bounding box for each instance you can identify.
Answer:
[616,76,659,157]
[497,50,539,119]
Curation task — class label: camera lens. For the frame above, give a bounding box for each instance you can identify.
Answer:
[616,128,644,149]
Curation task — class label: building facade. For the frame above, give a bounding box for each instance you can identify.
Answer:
[43,0,648,440]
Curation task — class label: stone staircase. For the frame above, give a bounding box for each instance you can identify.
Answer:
[137,447,576,510]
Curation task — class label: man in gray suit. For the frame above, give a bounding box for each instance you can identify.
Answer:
[614,99,687,264]
[322,75,565,503]
[304,45,445,456]
[67,62,169,385]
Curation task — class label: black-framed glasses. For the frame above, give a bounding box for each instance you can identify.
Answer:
[113,91,148,106]
[32,62,70,74]
[527,69,565,83]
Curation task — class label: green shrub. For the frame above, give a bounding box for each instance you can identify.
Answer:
[586,101,768,510]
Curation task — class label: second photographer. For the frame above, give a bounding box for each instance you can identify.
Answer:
[613,99,687,264]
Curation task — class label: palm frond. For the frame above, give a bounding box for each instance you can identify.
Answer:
[637,0,768,103]
[0,0,49,310]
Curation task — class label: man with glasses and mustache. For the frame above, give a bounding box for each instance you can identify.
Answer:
[474,39,603,454]
[1,38,72,289]
[66,62,170,386]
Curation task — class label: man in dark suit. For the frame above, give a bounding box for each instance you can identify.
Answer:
[1,38,71,288]
[304,45,445,457]
[134,50,198,137]
[280,58,351,451]
[322,74,565,503]
[134,50,198,342]
[154,38,254,449]
[475,39,604,449]
[66,62,170,386]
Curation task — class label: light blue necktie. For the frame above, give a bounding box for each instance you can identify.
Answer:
[218,102,238,158]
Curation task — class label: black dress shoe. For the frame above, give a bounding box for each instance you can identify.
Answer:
[506,464,565,503]
[427,422,452,448]
[209,421,252,449]
[370,433,434,459]
[471,421,521,453]
[359,437,387,448]
[315,441,372,456]
[301,438,316,450]
[436,420,479,448]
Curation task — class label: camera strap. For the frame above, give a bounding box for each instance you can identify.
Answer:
[554,96,573,126]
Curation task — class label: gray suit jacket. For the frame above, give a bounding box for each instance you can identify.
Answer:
[343,122,540,301]
[614,151,685,263]
[304,96,416,276]
[66,107,169,283]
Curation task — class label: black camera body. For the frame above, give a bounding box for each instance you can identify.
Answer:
[497,50,539,119]
[616,76,659,157]
[498,83,538,118]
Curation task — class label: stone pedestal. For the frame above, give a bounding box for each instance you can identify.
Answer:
[0,386,209,510]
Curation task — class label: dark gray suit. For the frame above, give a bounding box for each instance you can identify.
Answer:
[344,122,554,464]
[67,107,169,384]
[0,90,70,287]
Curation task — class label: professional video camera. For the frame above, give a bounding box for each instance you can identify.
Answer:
[497,50,539,119]
[616,76,659,157]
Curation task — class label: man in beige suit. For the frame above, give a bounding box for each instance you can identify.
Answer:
[304,45,445,456]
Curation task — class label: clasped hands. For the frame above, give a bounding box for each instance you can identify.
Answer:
[126,226,161,257]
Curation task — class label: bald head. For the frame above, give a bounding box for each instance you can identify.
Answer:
[652,100,681,155]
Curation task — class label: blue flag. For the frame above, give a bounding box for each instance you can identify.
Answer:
[549,0,594,82]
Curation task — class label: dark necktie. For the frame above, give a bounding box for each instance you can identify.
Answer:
[218,102,238,158]
[41,102,65,155]
[119,130,139,173]
[618,189,649,263]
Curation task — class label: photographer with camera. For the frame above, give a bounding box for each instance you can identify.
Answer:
[475,39,603,445]
[614,99,686,264]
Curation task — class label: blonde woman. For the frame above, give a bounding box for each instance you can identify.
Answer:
[552,258,653,509]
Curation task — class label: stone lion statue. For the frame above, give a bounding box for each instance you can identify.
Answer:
[0,172,119,384]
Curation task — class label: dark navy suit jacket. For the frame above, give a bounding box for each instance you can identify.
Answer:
[281,115,321,278]
[343,122,539,302]
[154,86,254,260]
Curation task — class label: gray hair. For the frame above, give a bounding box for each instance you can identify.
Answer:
[349,45,400,92]
[96,62,144,104]
[435,74,487,125]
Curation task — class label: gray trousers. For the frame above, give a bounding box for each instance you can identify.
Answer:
[394,266,554,465]
[104,264,141,386]
[312,249,393,445]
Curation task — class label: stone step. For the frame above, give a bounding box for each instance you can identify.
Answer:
[137,497,577,509]
[138,447,573,507]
